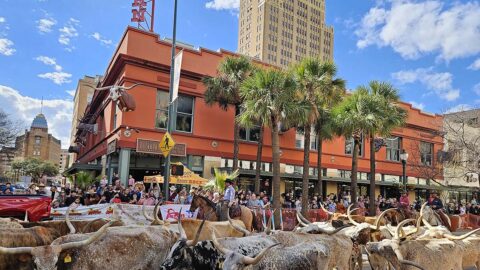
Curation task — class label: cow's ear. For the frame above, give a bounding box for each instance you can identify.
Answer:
[18,254,31,262]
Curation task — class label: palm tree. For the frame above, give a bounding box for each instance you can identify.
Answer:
[292,59,346,215]
[203,56,254,172]
[238,68,307,213]
[75,171,95,190]
[332,89,379,207]
[359,81,407,216]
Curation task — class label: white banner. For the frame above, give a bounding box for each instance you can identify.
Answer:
[160,204,198,222]
[172,50,183,102]
[50,203,198,224]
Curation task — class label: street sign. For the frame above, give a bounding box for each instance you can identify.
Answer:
[159,132,175,157]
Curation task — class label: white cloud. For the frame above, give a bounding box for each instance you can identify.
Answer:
[356,1,480,61]
[38,72,72,85]
[0,85,73,148]
[0,38,15,56]
[392,67,460,101]
[35,56,62,71]
[66,90,75,97]
[91,32,112,46]
[474,83,480,96]
[37,17,57,33]
[205,0,239,10]
[58,18,79,49]
[445,104,473,114]
[468,58,480,71]
[409,101,425,111]
[0,17,5,23]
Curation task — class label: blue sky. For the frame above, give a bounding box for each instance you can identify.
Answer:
[0,0,479,148]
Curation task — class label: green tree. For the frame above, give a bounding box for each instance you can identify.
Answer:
[11,158,59,181]
[239,68,307,215]
[332,89,379,207]
[203,56,254,172]
[359,81,407,216]
[292,59,345,213]
[204,168,240,193]
[75,171,95,190]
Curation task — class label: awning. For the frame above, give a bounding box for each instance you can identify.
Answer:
[143,163,208,186]
[63,163,102,176]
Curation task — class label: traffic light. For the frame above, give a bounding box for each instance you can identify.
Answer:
[171,164,184,176]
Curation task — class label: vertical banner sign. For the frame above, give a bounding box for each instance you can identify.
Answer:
[172,50,183,102]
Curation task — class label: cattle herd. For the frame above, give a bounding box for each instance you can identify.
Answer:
[0,202,479,270]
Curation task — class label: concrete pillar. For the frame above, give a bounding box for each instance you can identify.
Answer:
[118,148,131,186]
[101,155,107,177]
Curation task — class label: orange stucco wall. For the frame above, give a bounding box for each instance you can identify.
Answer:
[76,27,444,181]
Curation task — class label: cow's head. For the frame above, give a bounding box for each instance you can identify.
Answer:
[161,210,208,268]
[0,220,114,270]
[211,231,279,270]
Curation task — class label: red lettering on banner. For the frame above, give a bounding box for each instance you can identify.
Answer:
[165,208,185,220]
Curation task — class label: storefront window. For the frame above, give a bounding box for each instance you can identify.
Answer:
[386,137,401,161]
[345,136,363,156]
[156,90,194,133]
[295,131,318,150]
[420,141,433,166]
[240,126,261,142]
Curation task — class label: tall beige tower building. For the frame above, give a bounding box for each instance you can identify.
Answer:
[238,0,334,68]
[67,75,98,168]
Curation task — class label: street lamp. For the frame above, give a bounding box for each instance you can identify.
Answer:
[400,149,409,191]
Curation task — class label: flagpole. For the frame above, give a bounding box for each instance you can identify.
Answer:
[164,0,178,201]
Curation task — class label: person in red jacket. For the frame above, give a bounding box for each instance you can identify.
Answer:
[399,191,411,217]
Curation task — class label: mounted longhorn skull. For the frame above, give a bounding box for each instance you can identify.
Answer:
[88,83,143,112]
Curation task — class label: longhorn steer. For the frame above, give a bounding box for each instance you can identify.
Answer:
[0,223,179,270]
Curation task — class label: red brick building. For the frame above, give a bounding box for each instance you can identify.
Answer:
[69,27,444,200]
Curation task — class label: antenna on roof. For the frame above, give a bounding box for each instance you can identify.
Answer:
[40,96,43,114]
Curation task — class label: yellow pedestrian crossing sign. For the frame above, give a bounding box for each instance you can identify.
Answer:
[159,132,175,157]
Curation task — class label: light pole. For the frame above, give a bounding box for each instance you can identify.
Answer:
[400,149,409,192]
[164,0,179,200]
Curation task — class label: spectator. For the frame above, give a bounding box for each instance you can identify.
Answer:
[428,192,444,210]
[247,193,263,208]
[100,175,108,187]
[1,182,14,194]
[128,175,136,187]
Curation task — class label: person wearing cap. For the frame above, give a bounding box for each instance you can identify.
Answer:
[428,191,444,210]
[168,186,177,202]
[218,178,236,221]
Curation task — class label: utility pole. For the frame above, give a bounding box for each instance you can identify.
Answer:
[163,0,178,200]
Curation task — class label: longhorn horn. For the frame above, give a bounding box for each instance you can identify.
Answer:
[444,228,480,241]
[120,82,144,90]
[373,208,397,230]
[85,85,112,91]
[296,212,309,227]
[297,211,312,225]
[211,230,233,255]
[228,208,250,236]
[186,214,207,247]
[66,205,76,234]
[394,219,416,240]
[58,219,115,251]
[142,203,154,221]
[320,203,334,220]
[177,208,187,240]
[241,243,281,265]
[419,202,433,229]
[0,246,33,255]
[153,200,163,225]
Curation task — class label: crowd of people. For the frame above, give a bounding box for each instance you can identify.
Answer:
[3,175,480,218]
